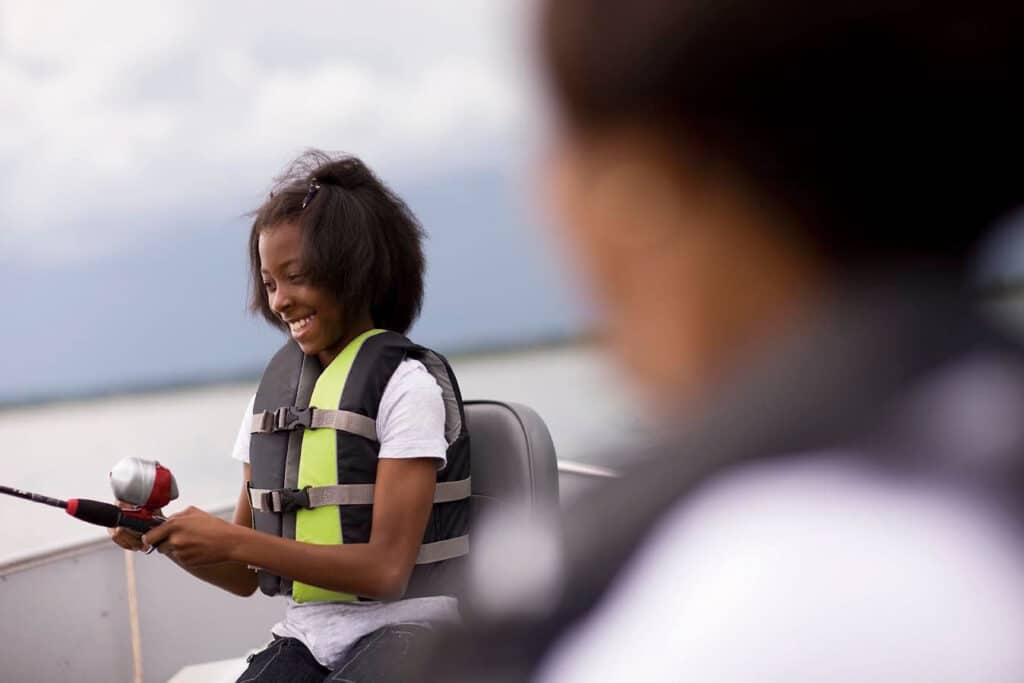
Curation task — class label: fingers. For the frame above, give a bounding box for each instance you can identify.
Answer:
[141,518,172,548]
[108,526,149,552]
[111,501,160,553]
[169,505,200,519]
[154,542,176,561]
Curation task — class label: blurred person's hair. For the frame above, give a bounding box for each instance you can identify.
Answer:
[541,0,1023,271]
[248,150,426,334]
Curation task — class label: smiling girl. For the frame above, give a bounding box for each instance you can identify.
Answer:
[111,150,471,683]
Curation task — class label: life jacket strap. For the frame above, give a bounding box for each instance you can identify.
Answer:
[247,477,472,512]
[416,534,469,564]
[246,482,311,513]
[251,407,378,442]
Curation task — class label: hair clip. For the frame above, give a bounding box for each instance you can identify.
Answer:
[301,181,322,209]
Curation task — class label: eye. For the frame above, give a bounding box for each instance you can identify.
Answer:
[262,280,276,292]
[287,272,306,284]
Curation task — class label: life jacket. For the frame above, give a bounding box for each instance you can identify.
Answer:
[246,328,471,603]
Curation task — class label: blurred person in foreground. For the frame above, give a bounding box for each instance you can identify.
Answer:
[425,1,1024,681]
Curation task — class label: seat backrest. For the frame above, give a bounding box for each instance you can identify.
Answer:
[464,401,559,515]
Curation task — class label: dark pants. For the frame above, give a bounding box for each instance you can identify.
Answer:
[236,624,433,683]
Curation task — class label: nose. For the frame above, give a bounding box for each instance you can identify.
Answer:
[269,283,294,317]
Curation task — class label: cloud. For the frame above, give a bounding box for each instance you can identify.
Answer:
[0,0,536,265]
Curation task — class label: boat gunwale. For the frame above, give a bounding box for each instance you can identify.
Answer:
[0,459,618,576]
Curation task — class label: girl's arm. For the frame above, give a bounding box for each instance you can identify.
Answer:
[167,467,260,597]
[109,464,260,597]
[143,457,437,601]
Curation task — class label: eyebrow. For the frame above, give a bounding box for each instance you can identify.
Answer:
[261,258,300,275]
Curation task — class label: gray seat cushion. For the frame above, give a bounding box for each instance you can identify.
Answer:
[464,401,559,516]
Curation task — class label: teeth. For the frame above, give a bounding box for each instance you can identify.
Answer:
[289,314,315,333]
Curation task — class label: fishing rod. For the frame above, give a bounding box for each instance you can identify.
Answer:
[0,485,68,510]
[0,457,177,534]
[0,484,164,533]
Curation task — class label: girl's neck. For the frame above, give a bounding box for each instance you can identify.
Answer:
[317,314,376,368]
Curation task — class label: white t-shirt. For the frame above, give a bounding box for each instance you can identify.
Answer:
[537,458,1024,683]
[534,351,1024,683]
[231,357,460,669]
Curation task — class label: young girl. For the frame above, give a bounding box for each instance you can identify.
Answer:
[111,150,471,683]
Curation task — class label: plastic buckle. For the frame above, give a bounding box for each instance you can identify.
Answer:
[274,487,311,513]
[274,406,315,431]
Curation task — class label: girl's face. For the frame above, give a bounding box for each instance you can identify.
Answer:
[258,221,352,366]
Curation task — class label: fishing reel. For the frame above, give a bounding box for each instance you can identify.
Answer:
[0,457,178,535]
[109,457,179,512]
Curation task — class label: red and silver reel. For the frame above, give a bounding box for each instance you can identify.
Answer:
[109,457,179,511]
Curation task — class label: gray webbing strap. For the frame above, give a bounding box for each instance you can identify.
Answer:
[307,483,376,507]
[248,487,269,512]
[415,534,469,564]
[248,487,295,513]
[431,477,473,503]
[249,477,472,512]
[250,412,273,434]
[307,477,472,507]
[250,408,378,442]
[309,410,378,442]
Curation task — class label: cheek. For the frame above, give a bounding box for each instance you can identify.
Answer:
[543,148,627,312]
[547,163,665,397]
[311,291,343,326]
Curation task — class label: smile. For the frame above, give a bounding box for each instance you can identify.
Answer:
[288,314,316,336]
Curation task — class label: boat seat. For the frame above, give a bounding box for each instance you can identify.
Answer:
[463,400,559,517]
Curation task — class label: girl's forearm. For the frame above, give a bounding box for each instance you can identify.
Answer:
[175,556,259,597]
[227,525,411,600]
[172,474,259,597]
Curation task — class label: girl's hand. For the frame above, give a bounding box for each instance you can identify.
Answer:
[108,502,161,552]
[142,506,242,567]
[108,526,148,552]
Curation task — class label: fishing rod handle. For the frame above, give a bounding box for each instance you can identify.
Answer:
[66,499,165,533]
[118,508,166,534]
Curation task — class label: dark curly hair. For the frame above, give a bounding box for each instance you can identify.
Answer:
[248,150,426,334]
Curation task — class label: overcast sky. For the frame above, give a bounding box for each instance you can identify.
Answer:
[1,0,544,263]
[3,2,1023,404]
[0,0,589,403]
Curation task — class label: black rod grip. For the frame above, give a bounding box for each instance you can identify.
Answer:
[117,509,165,534]
[66,499,164,533]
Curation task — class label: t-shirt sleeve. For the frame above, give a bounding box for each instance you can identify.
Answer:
[376,359,449,468]
[231,394,255,464]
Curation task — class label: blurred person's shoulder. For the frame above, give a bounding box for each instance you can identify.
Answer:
[534,345,1024,681]
[538,454,1024,682]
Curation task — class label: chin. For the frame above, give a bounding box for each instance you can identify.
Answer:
[293,338,318,356]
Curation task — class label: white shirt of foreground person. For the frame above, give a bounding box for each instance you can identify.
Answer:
[537,457,1024,683]
[231,358,459,669]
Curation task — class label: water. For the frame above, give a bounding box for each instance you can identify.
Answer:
[0,345,639,564]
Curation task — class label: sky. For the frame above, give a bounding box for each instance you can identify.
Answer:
[3,1,1024,404]
[0,1,589,403]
